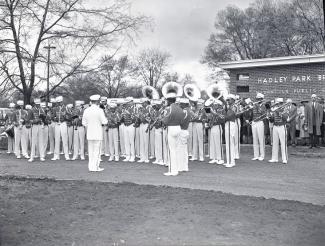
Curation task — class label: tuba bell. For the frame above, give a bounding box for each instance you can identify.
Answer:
[142,85,160,100]
[206,83,223,100]
[162,82,183,98]
[184,84,201,101]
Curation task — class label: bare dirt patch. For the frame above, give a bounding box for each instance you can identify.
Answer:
[0,177,324,246]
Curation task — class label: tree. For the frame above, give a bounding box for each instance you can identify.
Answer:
[135,48,171,88]
[202,0,324,65]
[96,55,135,98]
[180,73,195,86]
[0,0,148,104]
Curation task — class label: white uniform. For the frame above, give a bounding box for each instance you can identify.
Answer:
[82,104,108,171]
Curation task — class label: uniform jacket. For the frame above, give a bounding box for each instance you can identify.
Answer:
[305,102,323,135]
[82,104,108,140]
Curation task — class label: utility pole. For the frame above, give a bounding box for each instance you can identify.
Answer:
[44,45,56,106]
[323,0,325,35]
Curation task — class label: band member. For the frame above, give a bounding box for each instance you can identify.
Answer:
[209,99,225,165]
[5,103,16,154]
[100,96,109,157]
[305,94,323,148]
[286,99,297,146]
[118,104,126,158]
[29,99,43,162]
[52,96,70,161]
[107,102,120,162]
[47,98,56,155]
[24,104,33,152]
[178,98,191,172]
[162,82,185,176]
[72,100,85,161]
[13,100,29,159]
[121,97,135,162]
[224,94,237,167]
[268,98,289,164]
[82,95,108,172]
[189,99,206,162]
[234,95,242,160]
[152,101,164,165]
[66,104,74,155]
[251,93,266,161]
[138,99,151,163]
[133,102,141,158]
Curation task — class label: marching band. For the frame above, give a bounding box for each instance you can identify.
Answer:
[0,82,323,175]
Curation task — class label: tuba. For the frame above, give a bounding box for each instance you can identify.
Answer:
[184,84,201,101]
[142,85,160,100]
[206,83,223,100]
[162,82,183,98]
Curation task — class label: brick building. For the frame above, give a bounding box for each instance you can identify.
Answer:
[218,54,325,102]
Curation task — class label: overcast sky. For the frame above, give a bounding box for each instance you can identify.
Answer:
[129,0,253,88]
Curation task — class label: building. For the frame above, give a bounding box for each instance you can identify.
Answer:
[218,54,325,102]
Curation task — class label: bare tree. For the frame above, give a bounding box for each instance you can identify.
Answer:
[135,48,171,88]
[0,0,149,104]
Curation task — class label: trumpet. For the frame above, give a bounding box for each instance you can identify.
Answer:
[270,102,290,113]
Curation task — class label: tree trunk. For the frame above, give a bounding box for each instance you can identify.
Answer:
[24,88,32,105]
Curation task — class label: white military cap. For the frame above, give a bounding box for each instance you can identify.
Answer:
[311,94,317,98]
[66,103,73,108]
[256,93,264,99]
[9,103,15,108]
[275,98,284,103]
[177,98,190,104]
[100,96,107,102]
[48,102,53,107]
[286,98,292,103]
[50,98,56,103]
[34,98,41,104]
[17,100,24,106]
[141,98,150,103]
[226,94,236,100]
[40,102,46,108]
[80,100,85,105]
[235,95,240,100]
[90,94,100,101]
[75,100,82,106]
[56,96,63,102]
[109,103,117,108]
[25,104,32,110]
[245,98,252,104]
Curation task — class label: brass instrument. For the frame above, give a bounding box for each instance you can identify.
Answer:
[145,106,167,133]
[206,83,223,101]
[142,86,160,100]
[162,81,183,98]
[184,84,200,101]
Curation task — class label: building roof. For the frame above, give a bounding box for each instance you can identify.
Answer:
[218,54,325,70]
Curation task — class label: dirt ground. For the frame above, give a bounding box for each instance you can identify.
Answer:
[0,177,324,246]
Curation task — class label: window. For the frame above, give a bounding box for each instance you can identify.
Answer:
[236,73,250,80]
[236,86,249,93]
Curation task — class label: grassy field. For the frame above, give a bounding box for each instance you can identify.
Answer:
[0,177,324,246]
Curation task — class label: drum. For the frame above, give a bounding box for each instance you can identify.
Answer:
[5,125,14,138]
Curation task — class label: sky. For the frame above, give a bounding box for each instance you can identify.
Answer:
[128,0,253,89]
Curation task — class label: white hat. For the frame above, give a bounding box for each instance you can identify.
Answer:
[226,94,236,100]
[311,94,317,98]
[48,102,53,107]
[256,93,264,99]
[235,95,240,100]
[276,98,284,103]
[100,96,107,102]
[50,98,56,103]
[66,103,73,108]
[56,96,63,102]
[90,94,100,101]
[9,103,15,108]
[214,99,223,105]
[40,102,46,108]
[165,92,177,99]
[204,98,215,107]
[25,104,32,110]
[245,98,252,104]
[80,100,85,105]
[177,98,190,104]
[286,98,292,103]
[109,103,117,108]
[17,100,24,106]
[34,98,41,104]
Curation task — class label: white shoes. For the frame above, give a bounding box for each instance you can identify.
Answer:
[268,159,278,163]
[81,156,85,160]
[258,157,264,161]
[47,152,53,155]
[108,157,114,161]
[199,158,204,162]
[144,160,149,163]
[149,156,154,159]
[40,158,45,162]
[137,159,144,163]
[51,157,59,161]
[114,157,119,162]
[189,158,197,161]
[282,160,287,164]
[129,158,135,162]
[28,158,33,162]
[123,157,130,162]
[164,172,178,176]
[209,160,217,164]
[252,157,259,161]
[224,163,235,168]
[16,156,21,159]
[216,160,224,165]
